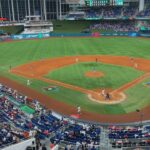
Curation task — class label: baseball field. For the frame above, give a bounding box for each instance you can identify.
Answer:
[1,37,150,123]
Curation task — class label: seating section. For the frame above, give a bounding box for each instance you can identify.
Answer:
[86,9,103,18]
[108,126,150,148]
[137,1,150,18]
[0,83,101,149]
[89,21,137,32]
[1,83,150,149]
[50,123,101,149]
[137,8,150,17]
[0,122,26,148]
[123,6,137,18]
[66,5,150,20]
[103,7,122,18]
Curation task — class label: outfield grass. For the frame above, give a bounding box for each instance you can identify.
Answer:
[0,37,150,114]
[1,37,150,73]
[45,62,143,89]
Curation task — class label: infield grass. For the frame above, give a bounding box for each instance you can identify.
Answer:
[45,62,143,89]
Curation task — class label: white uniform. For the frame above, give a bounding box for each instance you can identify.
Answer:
[27,80,30,86]
[101,89,105,97]
[77,106,81,114]
[134,63,138,68]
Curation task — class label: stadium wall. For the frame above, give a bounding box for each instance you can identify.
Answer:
[2,138,35,150]
[9,32,147,40]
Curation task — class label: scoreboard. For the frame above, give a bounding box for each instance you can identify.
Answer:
[85,0,108,6]
[84,0,123,6]
[65,0,123,6]
[111,0,123,5]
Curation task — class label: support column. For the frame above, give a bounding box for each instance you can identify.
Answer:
[40,0,43,20]
[33,0,35,15]
[16,0,19,21]
[25,0,27,17]
[11,0,15,21]
[28,0,31,20]
[139,0,145,12]
[59,0,62,20]
[8,0,11,21]
[43,0,47,21]
[56,0,59,19]
[0,0,3,18]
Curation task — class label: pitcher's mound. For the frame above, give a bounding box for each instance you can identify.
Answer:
[85,71,104,78]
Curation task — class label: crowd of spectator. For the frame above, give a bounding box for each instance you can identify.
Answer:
[137,1,150,18]
[103,7,122,18]
[122,6,138,18]
[109,125,150,148]
[1,83,150,149]
[89,21,137,32]
[50,123,101,149]
[67,5,150,20]
[0,83,101,149]
[0,122,23,147]
[86,10,103,18]
[137,8,150,17]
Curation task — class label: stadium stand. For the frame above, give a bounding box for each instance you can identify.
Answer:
[0,83,102,149]
[85,9,103,19]
[1,82,150,150]
[123,6,138,18]
[137,7,150,17]
[109,125,150,148]
[103,7,122,18]
[89,21,138,32]
[66,5,150,20]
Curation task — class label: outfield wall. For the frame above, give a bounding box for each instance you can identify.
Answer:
[2,32,149,41]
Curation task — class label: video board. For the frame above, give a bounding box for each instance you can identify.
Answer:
[84,0,123,6]
[111,0,123,5]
